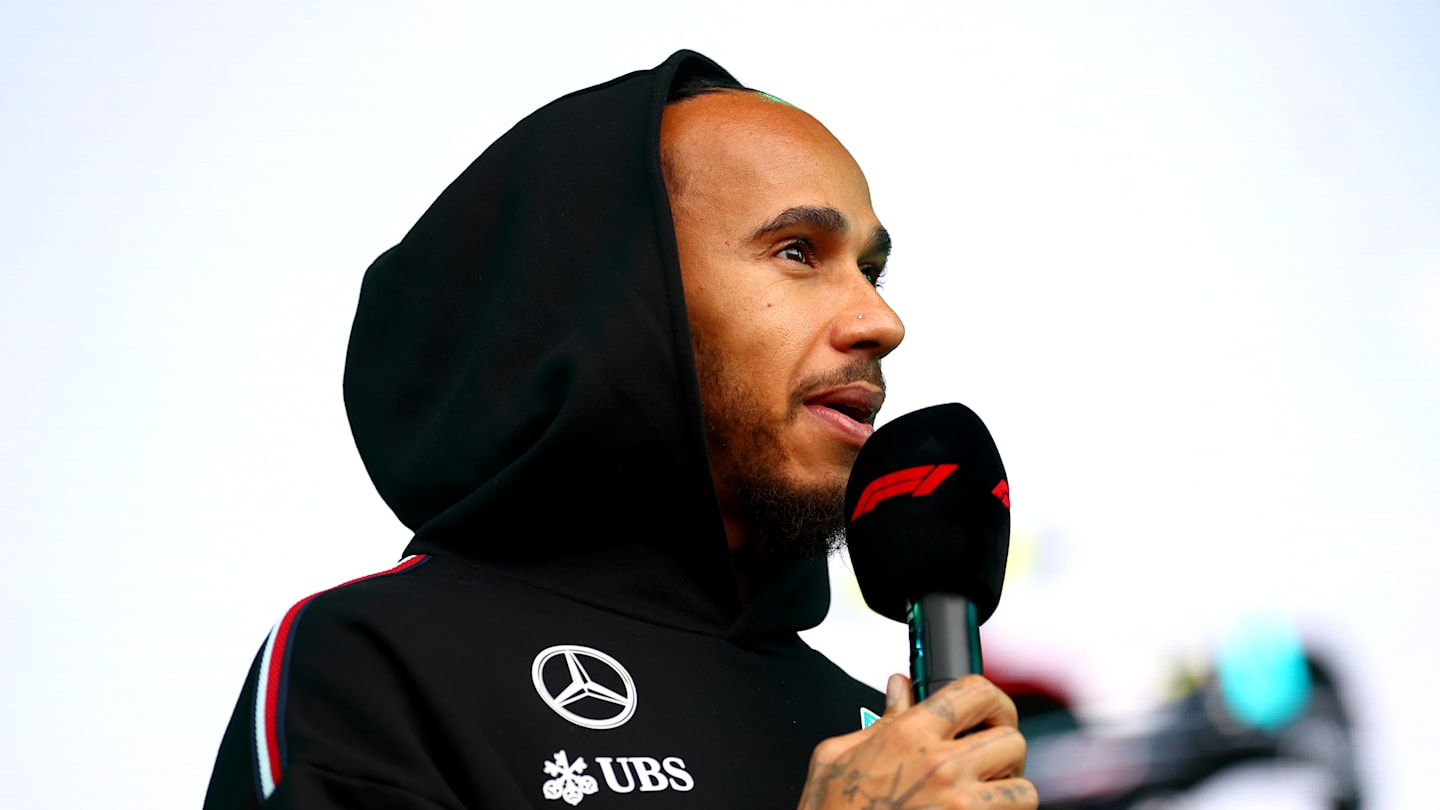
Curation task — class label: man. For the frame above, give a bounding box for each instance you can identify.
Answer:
[204,51,1034,809]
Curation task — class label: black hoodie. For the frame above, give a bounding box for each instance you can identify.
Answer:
[203,50,883,810]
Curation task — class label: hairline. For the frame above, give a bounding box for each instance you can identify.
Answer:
[661,88,764,200]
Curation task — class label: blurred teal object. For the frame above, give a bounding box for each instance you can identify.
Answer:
[1216,614,1312,730]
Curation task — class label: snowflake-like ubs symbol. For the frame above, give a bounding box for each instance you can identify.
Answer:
[542,750,599,806]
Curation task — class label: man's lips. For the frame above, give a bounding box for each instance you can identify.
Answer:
[802,385,886,445]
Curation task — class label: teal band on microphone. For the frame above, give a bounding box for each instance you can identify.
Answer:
[909,595,982,702]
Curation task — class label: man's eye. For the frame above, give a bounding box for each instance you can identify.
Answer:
[778,238,815,265]
[861,264,886,288]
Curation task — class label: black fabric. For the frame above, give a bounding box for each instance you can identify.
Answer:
[203,50,881,810]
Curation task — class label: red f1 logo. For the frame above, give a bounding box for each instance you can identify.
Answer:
[992,479,1010,509]
[851,464,959,520]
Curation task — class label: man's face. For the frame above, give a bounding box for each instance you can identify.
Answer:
[662,91,905,555]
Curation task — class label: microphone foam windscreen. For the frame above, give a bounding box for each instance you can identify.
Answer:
[844,403,1010,624]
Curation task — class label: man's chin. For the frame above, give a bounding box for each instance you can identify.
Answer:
[736,473,848,560]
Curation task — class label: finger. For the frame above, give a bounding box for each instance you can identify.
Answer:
[947,724,1028,781]
[906,674,1019,739]
[967,777,1039,809]
[815,674,911,759]
[884,673,912,716]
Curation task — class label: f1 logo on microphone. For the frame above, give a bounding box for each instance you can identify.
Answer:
[992,479,1010,509]
[851,464,959,520]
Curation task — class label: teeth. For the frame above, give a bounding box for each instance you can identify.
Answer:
[825,403,868,422]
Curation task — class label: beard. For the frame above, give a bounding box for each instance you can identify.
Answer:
[691,332,884,559]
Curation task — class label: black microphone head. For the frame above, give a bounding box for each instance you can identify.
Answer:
[845,403,1010,624]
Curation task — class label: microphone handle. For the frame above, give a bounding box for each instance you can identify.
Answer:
[908,593,983,702]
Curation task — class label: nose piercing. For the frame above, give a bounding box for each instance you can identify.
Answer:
[857,314,865,320]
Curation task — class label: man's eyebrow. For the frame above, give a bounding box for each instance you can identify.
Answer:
[748,205,893,258]
[868,225,892,260]
[748,205,849,241]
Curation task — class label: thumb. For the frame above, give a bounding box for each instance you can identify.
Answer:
[885,673,913,716]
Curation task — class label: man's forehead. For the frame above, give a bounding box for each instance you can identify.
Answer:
[661,91,876,222]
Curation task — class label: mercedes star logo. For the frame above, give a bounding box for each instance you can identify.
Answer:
[531,645,637,730]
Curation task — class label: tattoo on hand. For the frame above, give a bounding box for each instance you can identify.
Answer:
[923,697,957,725]
[828,757,973,810]
[921,682,970,726]
[805,707,1029,810]
[802,762,848,810]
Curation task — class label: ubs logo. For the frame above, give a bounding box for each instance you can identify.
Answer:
[531,645,637,730]
[542,750,694,806]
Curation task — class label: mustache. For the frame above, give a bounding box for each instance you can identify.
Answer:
[792,357,886,405]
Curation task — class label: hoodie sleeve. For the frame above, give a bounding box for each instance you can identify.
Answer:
[201,614,465,810]
[202,555,488,810]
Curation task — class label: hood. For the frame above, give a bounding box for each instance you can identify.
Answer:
[342,51,829,641]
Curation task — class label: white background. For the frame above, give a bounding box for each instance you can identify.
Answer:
[2,2,1436,808]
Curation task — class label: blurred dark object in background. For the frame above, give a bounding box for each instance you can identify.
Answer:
[995,648,1361,809]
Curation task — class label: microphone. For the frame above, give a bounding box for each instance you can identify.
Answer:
[845,403,1010,702]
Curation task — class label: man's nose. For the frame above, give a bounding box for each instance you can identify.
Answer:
[834,286,905,360]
